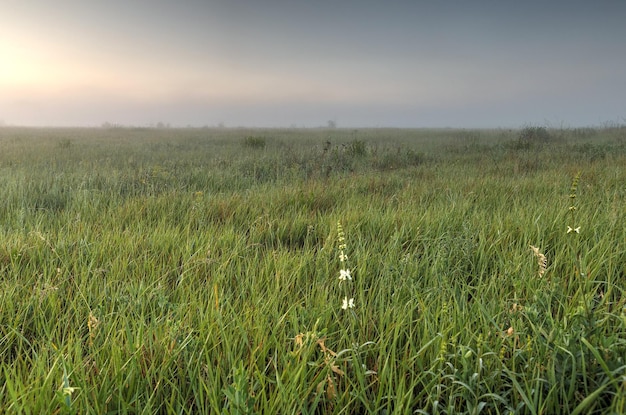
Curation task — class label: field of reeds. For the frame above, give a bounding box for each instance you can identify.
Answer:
[0,125,625,414]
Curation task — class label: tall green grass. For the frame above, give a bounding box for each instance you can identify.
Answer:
[0,126,625,413]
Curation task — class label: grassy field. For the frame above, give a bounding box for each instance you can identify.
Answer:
[0,125,625,414]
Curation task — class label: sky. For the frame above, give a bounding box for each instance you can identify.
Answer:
[1,0,625,128]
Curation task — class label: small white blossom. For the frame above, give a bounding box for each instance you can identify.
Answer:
[567,226,581,234]
[341,297,355,310]
[339,269,352,281]
[63,386,78,396]
[339,251,348,262]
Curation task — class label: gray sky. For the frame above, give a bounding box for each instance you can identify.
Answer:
[1,0,625,128]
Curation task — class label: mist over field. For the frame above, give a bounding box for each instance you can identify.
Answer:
[1,1,625,128]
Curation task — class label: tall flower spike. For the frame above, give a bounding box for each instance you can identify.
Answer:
[568,172,581,216]
[530,245,547,277]
[337,221,346,250]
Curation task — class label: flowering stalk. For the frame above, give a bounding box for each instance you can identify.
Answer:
[337,221,354,312]
[529,245,547,278]
[566,172,586,289]
[567,172,581,236]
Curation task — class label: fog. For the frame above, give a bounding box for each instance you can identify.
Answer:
[1,1,625,127]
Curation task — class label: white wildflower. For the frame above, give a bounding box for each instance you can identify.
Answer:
[341,297,355,310]
[339,269,352,281]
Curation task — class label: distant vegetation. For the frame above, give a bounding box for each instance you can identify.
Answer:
[0,125,625,413]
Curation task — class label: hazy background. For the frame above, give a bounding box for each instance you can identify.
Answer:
[1,0,625,128]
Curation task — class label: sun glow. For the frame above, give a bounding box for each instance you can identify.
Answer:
[0,43,51,87]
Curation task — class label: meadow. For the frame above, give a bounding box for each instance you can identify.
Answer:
[0,125,624,414]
